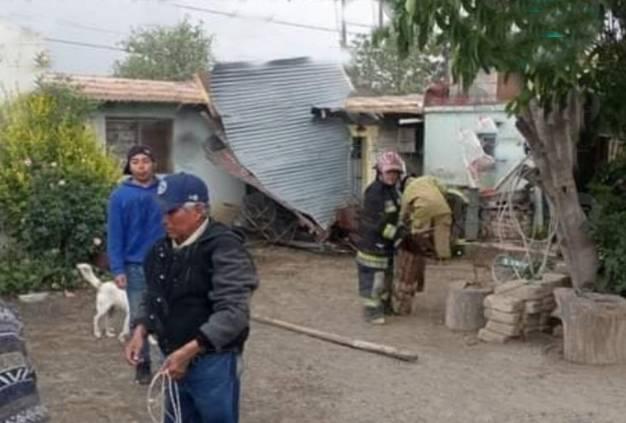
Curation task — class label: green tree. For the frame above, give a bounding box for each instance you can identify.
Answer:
[347,32,446,95]
[114,19,215,81]
[387,0,626,290]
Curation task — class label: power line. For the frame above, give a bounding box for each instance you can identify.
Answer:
[44,37,127,52]
[171,0,376,28]
[56,18,126,36]
[171,2,371,35]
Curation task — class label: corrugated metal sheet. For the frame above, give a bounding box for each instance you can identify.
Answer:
[210,57,352,229]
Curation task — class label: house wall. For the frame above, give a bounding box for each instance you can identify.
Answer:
[0,19,44,98]
[350,121,423,194]
[172,108,245,222]
[423,104,526,188]
[90,103,245,222]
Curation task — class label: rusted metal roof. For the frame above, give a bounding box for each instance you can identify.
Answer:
[210,57,352,230]
[345,94,423,115]
[42,73,207,104]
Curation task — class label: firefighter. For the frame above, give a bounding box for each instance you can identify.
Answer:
[355,151,405,324]
[392,175,467,315]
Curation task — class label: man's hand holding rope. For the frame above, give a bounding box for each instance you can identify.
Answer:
[160,341,204,380]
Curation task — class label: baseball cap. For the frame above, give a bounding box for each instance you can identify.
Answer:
[156,172,209,213]
[123,145,156,175]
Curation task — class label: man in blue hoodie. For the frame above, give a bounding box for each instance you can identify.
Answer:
[107,145,164,384]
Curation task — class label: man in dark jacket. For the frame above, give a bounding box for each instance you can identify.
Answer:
[355,151,405,324]
[125,172,258,423]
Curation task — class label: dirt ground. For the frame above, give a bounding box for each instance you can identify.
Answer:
[16,246,626,422]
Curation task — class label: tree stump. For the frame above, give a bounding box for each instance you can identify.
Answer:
[554,288,626,364]
[445,281,493,331]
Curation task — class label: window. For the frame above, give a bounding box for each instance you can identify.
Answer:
[351,137,364,200]
[351,137,363,159]
[105,118,174,173]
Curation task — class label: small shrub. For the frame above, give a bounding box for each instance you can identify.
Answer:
[0,85,119,293]
[589,154,626,296]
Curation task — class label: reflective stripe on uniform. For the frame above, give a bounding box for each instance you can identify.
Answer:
[356,251,390,269]
[384,200,398,213]
[382,223,397,240]
[361,298,380,308]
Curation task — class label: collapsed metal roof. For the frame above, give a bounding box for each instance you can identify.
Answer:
[209,57,352,230]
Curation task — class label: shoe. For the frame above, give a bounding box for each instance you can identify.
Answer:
[382,299,397,316]
[363,307,385,325]
[368,317,386,325]
[135,362,152,385]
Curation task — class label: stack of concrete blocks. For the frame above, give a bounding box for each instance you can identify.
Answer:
[478,273,570,343]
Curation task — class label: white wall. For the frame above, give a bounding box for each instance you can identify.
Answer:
[423,104,526,188]
[172,109,246,215]
[0,19,44,98]
[89,104,245,222]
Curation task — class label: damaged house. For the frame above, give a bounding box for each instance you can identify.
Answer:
[45,73,246,223]
[49,57,353,240]
[206,57,352,239]
[315,72,530,242]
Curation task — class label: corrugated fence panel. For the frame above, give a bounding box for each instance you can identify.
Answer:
[210,57,352,229]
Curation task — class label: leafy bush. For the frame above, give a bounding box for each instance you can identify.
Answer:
[0,85,119,294]
[589,154,626,296]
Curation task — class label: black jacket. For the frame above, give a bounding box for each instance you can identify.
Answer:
[135,220,259,355]
[355,179,401,259]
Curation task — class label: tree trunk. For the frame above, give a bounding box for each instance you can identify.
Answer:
[515,93,598,289]
[445,281,492,331]
[554,288,626,364]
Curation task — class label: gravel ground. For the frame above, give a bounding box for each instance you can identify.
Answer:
[17,246,626,422]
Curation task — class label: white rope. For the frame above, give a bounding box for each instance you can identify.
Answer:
[147,371,183,423]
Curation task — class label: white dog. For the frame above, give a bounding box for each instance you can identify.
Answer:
[76,263,130,343]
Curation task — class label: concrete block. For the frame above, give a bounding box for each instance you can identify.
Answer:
[541,272,571,289]
[485,308,522,325]
[483,295,524,313]
[506,283,551,301]
[486,320,521,336]
[478,328,511,344]
[523,313,542,326]
[494,280,527,295]
[525,300,543,314]
[523,327,541,336]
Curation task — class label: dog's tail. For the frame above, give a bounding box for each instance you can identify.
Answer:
[76,263,102,289]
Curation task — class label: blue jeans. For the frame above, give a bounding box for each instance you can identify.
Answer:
[165,352,241,423]
[125,264,150,365]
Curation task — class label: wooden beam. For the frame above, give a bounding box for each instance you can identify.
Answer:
[252,314,418,362]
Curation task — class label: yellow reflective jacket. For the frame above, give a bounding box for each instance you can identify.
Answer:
[400,176,451,232]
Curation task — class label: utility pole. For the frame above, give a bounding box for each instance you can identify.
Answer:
[378,0,384,28]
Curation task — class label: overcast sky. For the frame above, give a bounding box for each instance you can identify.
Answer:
[1,0,385,74]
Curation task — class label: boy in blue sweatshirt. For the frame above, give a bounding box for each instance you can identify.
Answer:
[107,145,164,384]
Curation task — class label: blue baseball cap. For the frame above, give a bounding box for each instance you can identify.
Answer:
[156,172,209,213]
